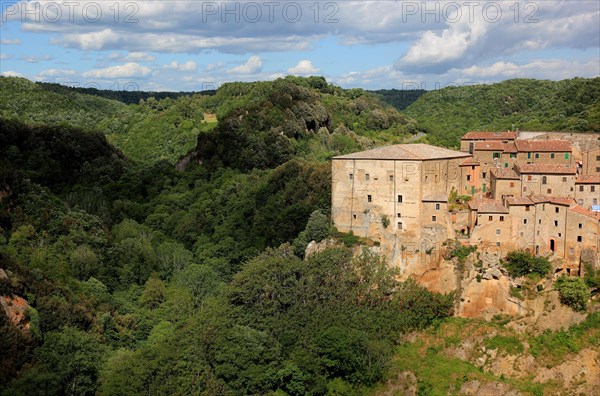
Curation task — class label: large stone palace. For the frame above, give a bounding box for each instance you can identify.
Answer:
[331,132,600,278]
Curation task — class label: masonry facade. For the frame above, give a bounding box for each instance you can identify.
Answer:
[332,132,600,278]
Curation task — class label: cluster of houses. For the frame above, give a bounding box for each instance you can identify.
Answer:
[331,131,600,277]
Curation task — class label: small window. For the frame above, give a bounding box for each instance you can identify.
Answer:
[367,195,372,202]
[523,219,528,224]
[596,155,600,161]
[488,216,493,221]
[565,153,569,159]
[579,185,584,192]
[591,186,596,192]
[554,220,558,227]
[389,175,393,182]
[353,214,357,219]
[365,174,370,181]
[535,153,540,159]
[510,153,517,158]
[504,163,508,168]
[471,165,475,170]
[558,233,562,237]
[539,219,542,224]
[432,216,437,222]
[528,175,533,181]
[349,173,353,180]
[435,203,440,210]
[500,216,504,221]
[594,198,599,205]
[562,177,567,182]
[397,195,403,203]
[596,167,600,173]
[547,189,552,194]
[496,229,501,235]
[551,153,555,159]
[542,176,547,185]
[510,182,515,187]
[578,223,582,228]
[483,172,487,178]
[467,175,471,181]
[398,222,403,230]
[577,236,582,242]
[527,152,531,159]
[525,206,530,211]
[569,247,574,254]
[397,213,402,218]
[493,152,501,159]
[555,207,559,213]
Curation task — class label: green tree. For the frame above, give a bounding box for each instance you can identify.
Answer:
[503,251,551,277]
[555,276,590,311]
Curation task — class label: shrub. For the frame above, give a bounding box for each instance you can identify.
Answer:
[380,214,390,229]
[503,251,551,277]
[555,276,589,311]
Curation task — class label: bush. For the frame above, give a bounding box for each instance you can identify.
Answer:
[555,276,589,311]
[305,210,330,242]
[503,251,551,277]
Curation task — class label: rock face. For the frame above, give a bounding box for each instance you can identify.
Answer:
[0,294,31,331]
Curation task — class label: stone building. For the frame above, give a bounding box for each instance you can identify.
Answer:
[490,168,520,199]
[514,140,572,164]
[514,163,577,197]
[575,175,600,209]
[460,131,517,152]
[331,144,470,273]
[581,146,600,175]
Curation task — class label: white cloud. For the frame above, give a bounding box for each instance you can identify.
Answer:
[21,55,52,63]
[163,60,197,71]
[36,69,77,77]
[83,62,151,78]
[0,53,12,60]
[0,71,24,77]
[1,39,22,45]
[288,60,319,75]
[228,56,263,74]
[108,51,155,62]
[459,59,600,80]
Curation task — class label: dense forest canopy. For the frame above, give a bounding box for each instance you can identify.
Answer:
[1,75,599,395]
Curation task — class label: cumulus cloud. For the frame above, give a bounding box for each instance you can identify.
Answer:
[83,62,151,78]
[288,60,319,75]
[0,71,24,77]
[1,39,22,45]
[21,54,52,63]
[0,54,12,60]
[228,56,263,74]
[36,69,77,77]
[162,60,197,71]
[108,51,155,62]
[460,59,600,80]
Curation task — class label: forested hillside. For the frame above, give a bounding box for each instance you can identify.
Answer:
[403,78,600,147]
[1,76,599,395]
[0,78,452,395]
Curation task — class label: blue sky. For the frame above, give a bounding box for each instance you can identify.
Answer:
[1,0,599,91]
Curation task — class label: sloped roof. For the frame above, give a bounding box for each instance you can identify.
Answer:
[514,140,572,152]
[469,198,509,213]
[506,197,533,206]
[576,175,600,184]
[332,144,471,161]
[474,141,505,151]
[514,163,577,175]
[490,168,519,180]
[570,205,600,220]
[529,195,575,206]
[460,156,480,166]
[461,131,517,140]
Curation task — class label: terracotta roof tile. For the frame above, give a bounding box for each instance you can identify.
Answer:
[332,143,471,160]
[461,131,517,140]
[506,197,533,206]
[490,168,519,180]
[514,163,577,175]
[503,142,518,153]
[460,156,480,166]
[576,175,600,184]
[514,140,572,152]
[474,141,505,151]
[570,205,600,220]
[528,195,575,206]
[468,198,508,213]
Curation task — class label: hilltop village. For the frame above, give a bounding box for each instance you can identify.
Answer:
[331,131,600,307]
